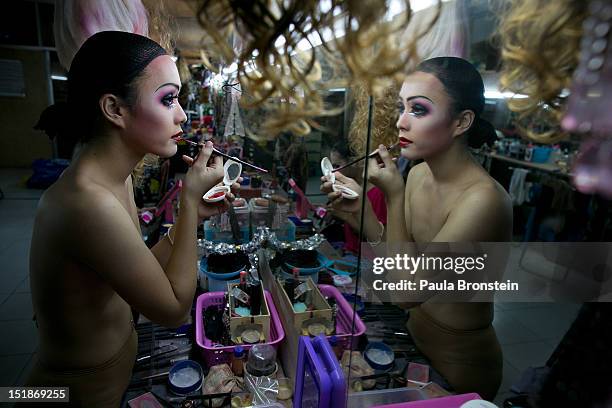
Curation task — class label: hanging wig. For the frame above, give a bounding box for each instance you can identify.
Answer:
[35,31,167,143]
[54,0,150,69]
[498,0,587,142]
[196,0,443,139]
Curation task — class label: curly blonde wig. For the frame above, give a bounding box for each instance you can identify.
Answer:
[498,0,587,142]
[348,80,401,158]
[197,0,442,139]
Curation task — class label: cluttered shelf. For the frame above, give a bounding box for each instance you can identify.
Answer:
[476,151,571,177]
[486,152,564,174]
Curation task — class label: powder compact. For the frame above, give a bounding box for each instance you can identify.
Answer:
[321,157,359,200]
[203,159,242,203]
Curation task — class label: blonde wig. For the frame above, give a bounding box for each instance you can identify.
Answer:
[197,0,444,139]
[498,0,587,142]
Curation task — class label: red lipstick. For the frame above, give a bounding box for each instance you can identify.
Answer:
[399,137,412,147]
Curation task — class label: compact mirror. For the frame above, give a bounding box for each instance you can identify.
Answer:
[322,156,359,200]
[203,159,242,203]
[320,157,335,184]
[224,160,242,185]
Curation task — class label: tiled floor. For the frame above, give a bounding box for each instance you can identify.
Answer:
[0,169,41,389]
[491,302,580,405]
[0,169,583,406]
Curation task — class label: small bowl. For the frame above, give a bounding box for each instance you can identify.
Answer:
[332,274,352,286]
[168,360,203,396]
[363,342,395,371]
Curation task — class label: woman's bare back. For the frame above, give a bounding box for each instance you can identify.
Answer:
[30,169,136,369]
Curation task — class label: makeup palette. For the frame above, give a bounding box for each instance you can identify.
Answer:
[203,159,242,203]
[321,157,359,200]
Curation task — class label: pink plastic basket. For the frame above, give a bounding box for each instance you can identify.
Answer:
[195,290,285,367]
[318,284,366,349]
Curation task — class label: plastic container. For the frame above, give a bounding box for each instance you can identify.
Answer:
[459,400,497,408]
[332,274,352,287]
[295,336,332,408]
[245,344,277,377]
[273,220,296,242]
[167,360,203,396]
[231,346,245,376]
[279,252,330,283]
[203,219,250,243]
[313,335,347,408]
[195,290,285,367]
[198,257,242,292]
[347,388,427,408]
[369,393,481,407]
[318,284,367,349]
[250,198,290,229]
[532,146,552,163]
[210,197,250,231]
[364,342,395,371]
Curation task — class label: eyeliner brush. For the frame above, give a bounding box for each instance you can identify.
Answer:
[176,137,269,173]
[332,142,400,172]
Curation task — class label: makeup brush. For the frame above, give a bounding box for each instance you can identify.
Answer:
[176,137,269,173]
[332,142,400,172]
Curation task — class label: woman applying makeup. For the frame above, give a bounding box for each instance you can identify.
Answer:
[322,57,512,400]
[326,141,388,254]
[24,32,236,407]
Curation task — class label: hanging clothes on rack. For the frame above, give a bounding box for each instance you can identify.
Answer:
[509,168,530,205]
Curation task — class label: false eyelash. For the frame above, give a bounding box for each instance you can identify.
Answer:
[162,95,178,106]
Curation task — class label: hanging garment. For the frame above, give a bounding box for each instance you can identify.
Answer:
[509,168,530,205]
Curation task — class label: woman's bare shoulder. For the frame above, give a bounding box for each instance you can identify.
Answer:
[406,162,428,192]
[38,175,120,226]
[467,173,512,210]
[407,162,428,180]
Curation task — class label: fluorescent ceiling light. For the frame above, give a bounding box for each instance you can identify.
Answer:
[484,90,529,99]
[409,0,453,13]
[293,0,453,53]
[51,75,67,81]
